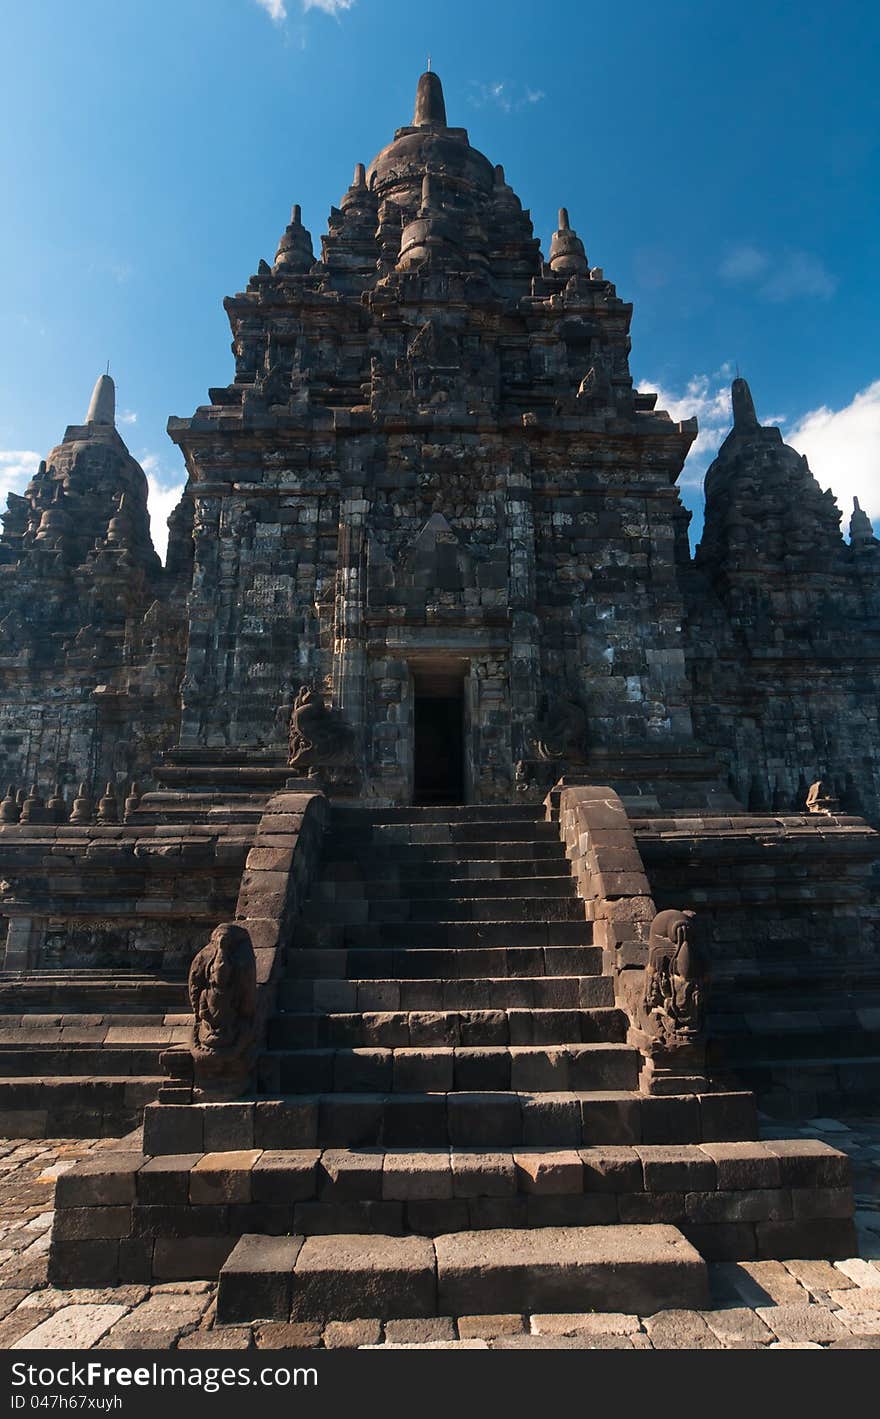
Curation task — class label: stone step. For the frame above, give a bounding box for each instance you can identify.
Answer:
[278,974,616,1012]
[326,840,566,863]
[0,1045,168,1076]
[301,896,586,925]
[142,1088,757,1152]
[216,1225,709,1322]
[0,1075,164,1137]
[283,945,605,981]
[322,857,570,882]
[268,1006,628,1049]
[332,806,549,825]
[258,1043,641,1096]
[297,920,594,951]
[333,821,561,845]
[315,875,576,901]
[0,976,188,1012]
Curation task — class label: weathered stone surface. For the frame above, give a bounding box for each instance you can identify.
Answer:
[290,1234,436,1321]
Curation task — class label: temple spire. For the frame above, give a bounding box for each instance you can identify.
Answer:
[85,373,116,426]
[731,376,759,430]
[413,70,447,127]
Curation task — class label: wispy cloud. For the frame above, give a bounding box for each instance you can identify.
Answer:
[119,410,138,426]
[787,379,880,528]
[467,80,546,114]
[255,0,287,20]
[0,451,41,523]
[141,454,186,565]
[639,366,736,489]
[640,369,880,539]
[302,0,355,15]
[719,244,837,302]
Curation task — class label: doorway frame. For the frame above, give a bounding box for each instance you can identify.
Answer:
[405,655,472,806]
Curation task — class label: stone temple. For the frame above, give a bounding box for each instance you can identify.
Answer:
[0,72,877,1316]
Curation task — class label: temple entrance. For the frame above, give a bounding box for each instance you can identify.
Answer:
[412,668,465,804]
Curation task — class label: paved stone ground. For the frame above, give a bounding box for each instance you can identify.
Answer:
[0,1115,878,1350]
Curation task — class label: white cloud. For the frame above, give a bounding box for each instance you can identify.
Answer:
[719,244,837,302]
[0,451,41,522]
[255,0,287,19]
[141,455,185,566]
[639,367,735,489]
[119,410,138,426]
[468,80,546,114]
[787,379,880,528]
[302,0,355,14]
[639,370,880,540]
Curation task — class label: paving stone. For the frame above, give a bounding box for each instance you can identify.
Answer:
[0,1288,30,1320]
[384,1317,456,1343]
[644,1310,723,1348]
[105,1292,211,1335]
[530,1311,641,1336]
[835,1258,880,1287]
[756,1304,850,1343]
[783,1259,855,1294]
[717,1260,810,1306]
[322,1318,383,1348]
[0,1309,54,1347]
[10,1303,128,1349]
[457,1313,525,1339]
[828,1287,880,1312]
[701,1306,774,1345]
[254,1321,323,1348]
[177,1327,251,1349]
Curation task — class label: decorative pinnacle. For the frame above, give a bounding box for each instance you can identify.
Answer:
[414,70,447,127]
[85,373,116,426]
[558,208,570,230]
[731,377,759,430]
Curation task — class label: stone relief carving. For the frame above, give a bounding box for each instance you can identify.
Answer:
[532,694,587,762]
[643,908,709,1046]
[188,922,257,1063]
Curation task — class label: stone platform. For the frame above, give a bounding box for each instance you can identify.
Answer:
[43,792,861,1318]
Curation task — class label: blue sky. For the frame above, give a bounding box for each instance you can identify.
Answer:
[1,0,878,558]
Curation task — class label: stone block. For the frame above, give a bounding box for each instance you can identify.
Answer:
[514,1150,583,1194]
[53,1207,132,1241]
[383,1151,453,1201]
[290,1234,437,1321]
[217,1234,304,1323]
[203,1103,255,1152]
[699,1142,781,1190]
[190,1151,261,1205]
[755,1218,858,1260]
[639,1095,700,1144]
[319,1148,384,1200]
[581,1094,641,1145]
[252,1150,321,1203]
[254,1098,319,1149]
[143,1104,204,1156]
[55,1154,141,1208]
[451,1151,516,1198]
[762,1139,850,1188]
[579,1146,642,1192]
[136,1154,203,1205]
[637,1145,716,1192]
[393,1047,454,1092]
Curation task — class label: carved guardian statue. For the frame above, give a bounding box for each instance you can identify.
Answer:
[188,922,257,1063]
[287,683,357,781]
[643,908,709,1046]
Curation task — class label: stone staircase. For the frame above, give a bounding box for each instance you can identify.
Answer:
[0,971,190,1137]
[48,802,858,1317]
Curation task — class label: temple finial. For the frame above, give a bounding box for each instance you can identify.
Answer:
[731,376,759,430]
[549,207,588,276]
[85,372,116,426]
[558,208,570,231]
[414,70,447,127]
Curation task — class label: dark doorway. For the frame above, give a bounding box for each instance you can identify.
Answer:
[413,675,465,805]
